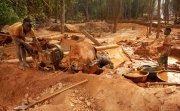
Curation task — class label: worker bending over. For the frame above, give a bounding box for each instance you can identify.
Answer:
[8,18,40,70]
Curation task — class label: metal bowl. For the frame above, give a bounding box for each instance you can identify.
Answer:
[157,71,180,83]
[123,71,149,83]
[140,65,164,78]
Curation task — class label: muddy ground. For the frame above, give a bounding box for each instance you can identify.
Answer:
[0,22,180,111]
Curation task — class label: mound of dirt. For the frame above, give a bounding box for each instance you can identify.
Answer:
[65,24,80,33]
[1,63,180,111]
[28,73,180,111]
[81,22,111,33]
[47,24,61,31]
[0,63,69,108]
[47,24,80,33]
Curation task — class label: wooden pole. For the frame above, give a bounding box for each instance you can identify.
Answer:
[25,79,88,110]
[0,33,11,37]
[138,82,180,87]
[1,45,118,63]
[61,0,65,34]
[81,30,102,46]
[121,47,132,62]
[95,44,119,50]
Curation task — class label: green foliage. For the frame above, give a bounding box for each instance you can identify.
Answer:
[0,0,176,25]
[14,0,28,18]
[0,2,19,25]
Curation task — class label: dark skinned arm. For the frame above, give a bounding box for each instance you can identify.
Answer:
[28,30,43,52]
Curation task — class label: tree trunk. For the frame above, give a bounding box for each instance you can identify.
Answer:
[149,0,153,35]
[85,6,89,21]
[147,0,151,37]
[55,0,58,23]
[61,0,65,34]
[113,0,121,33]
[164,0,169,25]
[156,0,161,38]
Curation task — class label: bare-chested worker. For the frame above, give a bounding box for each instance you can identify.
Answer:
[158,27,173,70]
[8,18,40,70]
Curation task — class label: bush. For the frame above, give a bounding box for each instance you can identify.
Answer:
[0,2,19,25]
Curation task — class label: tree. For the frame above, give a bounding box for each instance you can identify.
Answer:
[111,0,122,33]
[172,0,180,23]
[156,0,161,38]
[60,0,65,34]
[163,0,170,24]
[54,0,59,23]
[0,1,19,25]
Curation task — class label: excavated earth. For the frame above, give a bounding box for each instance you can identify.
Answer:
[0,22,180,111]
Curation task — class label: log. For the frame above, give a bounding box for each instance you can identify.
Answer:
[165,70,180,73]
[1,44,118,63]
[138,82,180,87]
[0,33,11,37]
[95,44,119,51]
[121,47,133,62]
[25,79,88,110]
[81,30,102,46]
[1,51,70,63]
[1,57,33,63]
[38,34,64,41]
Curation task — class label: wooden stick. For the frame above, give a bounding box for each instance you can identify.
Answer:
[138,82,180,87]
[25,79,88,110]
[95,44,119,51]
[1,57,33,63]
[81,30,102,46]
[165,70,180,73]
[121,47,133,62]
[0,33,11,37]
[1,44,118,63]
[38,35,64,41]
[1,51,69,63]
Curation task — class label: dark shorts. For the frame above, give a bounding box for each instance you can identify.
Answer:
[158,55,168,65]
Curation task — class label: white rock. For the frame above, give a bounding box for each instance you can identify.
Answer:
[36,96,40,100]
[50,88,55,94]
[57,83,63,89]
[164,86,176,94]
[74,89,79,94]
[44,100,49,104]
[24,93,29,98]
[79,97,85,101]
[85,100,91,106]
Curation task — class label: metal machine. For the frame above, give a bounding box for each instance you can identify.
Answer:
[30,38,64,70]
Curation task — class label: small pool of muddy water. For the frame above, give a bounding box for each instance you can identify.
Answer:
[157,71,180,83]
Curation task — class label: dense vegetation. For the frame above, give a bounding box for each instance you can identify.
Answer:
[0,0,179,25]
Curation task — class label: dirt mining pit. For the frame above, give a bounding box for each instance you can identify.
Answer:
[0,23,180,111]
[1,64,180,111]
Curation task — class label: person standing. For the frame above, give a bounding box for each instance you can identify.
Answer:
[158,27,173,70]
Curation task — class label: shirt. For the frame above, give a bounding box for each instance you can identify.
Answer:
[162,35,172,56]
[8,22,35,40]
[163,35,172,46]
